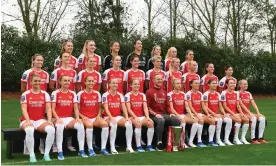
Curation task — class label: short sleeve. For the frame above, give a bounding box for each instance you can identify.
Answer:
[21,71,29,82]
[123,70,129,81]
[54,57,60,67]
[78,54,84,65]
[72,70,77,83]
[145,70,150,80]
[167,93,172,102]
[45,73,50,83]
[76,71,82,83]
[180,63,184,71]
[73,92,77,103]
[50,69,58,82]
[44,92,50,102]
[103,69,109,81]
[102,93,108,104]
[142,93,147,102]
[185,92,191,101]
[165,72,169,81]
[98,55,102,65]
[124,93,130,102]
[142,71,146,80]
[119,93,125,103]
[76,91,81,103]
[200,76,205,85]
[219,78,225,88]
[249,92,253,100]
[20,92,28,104]
[50,91,57,102]
[97,72,102,83]
[220,92,226,102]
[97,92,102,103]
[236,92,239,100]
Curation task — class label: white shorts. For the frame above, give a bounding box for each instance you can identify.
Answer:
[137,116,146,121]
[20,119,47,129]
[89,118,96,123]
[104,116,124,122]
[53,117,75,128]
[179,114,186,119]
[197,113,204,117]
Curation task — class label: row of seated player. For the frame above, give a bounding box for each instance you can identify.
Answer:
[19,72,267,163]
[21,53,236,95]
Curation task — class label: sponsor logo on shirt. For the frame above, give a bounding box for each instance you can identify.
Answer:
[51,95,55,101]
[21,95,25,102]
[186,94,191,100]
[22,74,27,80]
[219,82,224,86]
[203,95,208,100]
[221,95,225,100]
[103,97,106,102]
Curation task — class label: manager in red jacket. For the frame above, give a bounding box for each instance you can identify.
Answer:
[146,74,180,151]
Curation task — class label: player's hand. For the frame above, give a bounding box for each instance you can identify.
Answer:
[155,114,163,119]
[256,113,261,119]
[24,120,33,127]
[82,117,89,121]
[47,121,54,126]
[170,114,176,118]
[146,117,151,122]
[190,115,197,122]
[76,118,83,124]
[207,114,213,119]
[134,117,141,124]
[56,118,63,124]
[96,116,102,120]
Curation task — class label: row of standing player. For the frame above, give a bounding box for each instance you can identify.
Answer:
[19,72,267,163]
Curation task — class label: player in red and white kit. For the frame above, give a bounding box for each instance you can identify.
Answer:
[21,54,49,92]
[219,65,237,93]
[77,76,110,156]
[124,55,145,93]
[103,55,125,94]
[164,47,177,71]
[20,74,55,163]
[102,78,134,154]
[50,53,77,91]
[186,79,216,148]
[182,61,200,93]
[167,78,198,151]
[202,79,232,146]
[165,58,182,93]
[145,55,166,91]
[221,79,250,145]
[200,63,219,93]
[180,50,198,74]
[76,56,102,92]
[77,40,101,72]
[51,75,88,160]
[125,79,155,152]
[54,40,78,70]
[238,80,268,144]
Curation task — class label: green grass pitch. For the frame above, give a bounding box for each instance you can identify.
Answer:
[1,99,276,165]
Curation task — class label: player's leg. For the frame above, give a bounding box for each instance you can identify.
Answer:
[93,118,110,155]
[214,114,225,146]
[246,114,259,144]
[105,117,118,154]
[36,120,55,161]
[66,118,88,158]
[202,114,217,146]
[131,117,144,152]
[239,114,250,144]
[257,114,268,143]
[54,119,65,160]
[231,114,243,145]
[141,117,155,151]
[82,119,95,156]
[117,117,134,153]
[185,114,199,148]
[150,115,166,151]
[195,114,206,147]
[20,121,36,163]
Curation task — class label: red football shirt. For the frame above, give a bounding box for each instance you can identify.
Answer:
[51,90,77,118]
[167,91,186,114]
[164,59,171,71]
[103,68,124,94]
[77,53,102,72]
[20,90,50,121]
[237,91,252,114]
[200,74,219,93]
[146,87,169,114]
[182,73,200,93]
[21,69,49,91]
[180,61,198,74]
[145,69,166,90]
[102,92,124,117]
[125,92,146,117]
[124,69,145,93]
[220,90,239,114]
[202,91,220,114]
[51,67,77,91]
[76,69,102,91]
[77,90,101,118]
[219,76,237,91]
[185,90,202,113]
[165,70,182,93]
[54,56,78,69]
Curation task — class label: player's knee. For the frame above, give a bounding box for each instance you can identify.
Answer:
[135,123,142,128]
[24,126,34,137]
[86,123,93,129]
[147,121,154,128]
[125,121,132,129]
[259,116,265,121]
[74,123,85,132]
[45,125,55,135]
[100,121,109,127]
[55,123,65,132]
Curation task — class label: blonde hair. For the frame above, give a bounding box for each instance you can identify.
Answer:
[151,55,162,63]
[238,79,247,90]
[168,58,180,76]
[151,45,161,57]
[165,47,176,60]
[60,40,73,55]
[172,78,181,89]
[30,73,40,81]
[82,40,95,59]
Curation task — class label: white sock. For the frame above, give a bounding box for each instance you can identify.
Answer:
[234,122,241,140]
[189,123,198,143]
[44,125,55,155]
[197,124,203,143]
[125,121,133,149]
[223,117,232,141]
[181,123,186,133]
[216,118,223,141]
[67,137,72,146]
[208,125,216,142]
[25,126,35,156]
[147,128,154,146]
[110,123,117,150]
[258,116,266,138]
[101,127,109,150]
[134,128,142,147]
[74,123,85,151]
[56,124,65,152]
[250,116,257,139]
[86,128,93,150]
[241,123,249,140]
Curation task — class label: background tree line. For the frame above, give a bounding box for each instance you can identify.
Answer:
[1,0,276,94]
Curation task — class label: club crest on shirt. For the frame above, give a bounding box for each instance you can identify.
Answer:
[21,95,25,102]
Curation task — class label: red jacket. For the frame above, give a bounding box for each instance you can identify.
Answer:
[146,86,171,115]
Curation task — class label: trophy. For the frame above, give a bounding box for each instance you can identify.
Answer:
[166,126,185,152]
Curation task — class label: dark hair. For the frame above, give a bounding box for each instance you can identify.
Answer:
[189,79,197,89]
[130,54,139,62]
[31,54,43,68]
[207,79,216,85]
[224,65,232,71]
[204,63,213,75]
[185,49,193,56]
[225,78,235,87]
[133,39,141,46]
[110,41,119,54]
